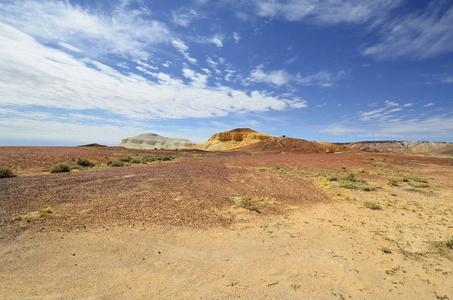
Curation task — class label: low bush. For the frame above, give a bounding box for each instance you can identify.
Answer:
[364,201,381,210]
[119,155,133,162]
[106,160,125,167]
[388,178,399,186]
[239,196,260,212]
[77,158,95,167]
[50,162,71,173]
[0,167,16,178]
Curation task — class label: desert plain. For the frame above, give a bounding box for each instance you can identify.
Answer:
[1,145,452,299]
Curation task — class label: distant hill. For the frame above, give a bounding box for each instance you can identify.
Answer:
[120,133,200,149]
[339,140,453,155]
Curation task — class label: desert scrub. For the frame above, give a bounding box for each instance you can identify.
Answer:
[388,178,399,186]
[77,158,95,167]
[119,155,133,162]
[381,247,392,254]
[239,196,260,212]
[50,162,71,173]
[142,154,172,162]
[364,201,381,210]
[446,237,453,249]
[106,160,125,167]
[15,207,53,223]
[0,167,16,178]
[338,173,376,191]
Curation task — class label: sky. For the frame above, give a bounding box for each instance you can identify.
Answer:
[0,0,452,146]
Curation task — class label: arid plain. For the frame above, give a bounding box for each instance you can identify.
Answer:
[1,145,452,299]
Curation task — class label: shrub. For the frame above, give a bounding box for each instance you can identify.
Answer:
[364,201,381,210]
[15,207,53,223]
[119,155,133,162]
[77,158,95,167]
[388,178,399,186]
[131,158,142,164]
[381,247,392,254]
[107,160,124,167]
[0,167,16,178]
[446,237,453,249]
[239,196,260,212]
[50,163,71,173]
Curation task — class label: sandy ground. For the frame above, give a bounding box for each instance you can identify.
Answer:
[1,150,452,299]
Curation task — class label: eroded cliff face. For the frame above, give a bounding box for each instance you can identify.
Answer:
[197,128,276,150]
[120,133,200,149]
[341,141,452,154]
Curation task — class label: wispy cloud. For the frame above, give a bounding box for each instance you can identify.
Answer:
[0,24,306,121]
[172,39,197,64]
[317,101,453,140]
[0,0,169,59]
[247,65,343,87]
[364,3,453,59]
[248,0,402,24]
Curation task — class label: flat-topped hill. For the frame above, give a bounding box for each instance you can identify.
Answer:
[120,133,199,149]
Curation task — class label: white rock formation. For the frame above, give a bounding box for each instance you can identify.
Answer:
[120,133,200,149]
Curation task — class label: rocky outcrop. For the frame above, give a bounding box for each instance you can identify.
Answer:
[197,128,276,151]
[340,140,452,155]
[120,133,200,149]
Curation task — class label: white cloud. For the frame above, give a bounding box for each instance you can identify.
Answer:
[318,101,453,140]
[247,66,344,88]
[172,39,197,64]
[364,4,453,59]
[172,9,199,27]
[385,100,399,107]
[441,76,453,84]
[211,36,223,48]
[250,0,402,24]
[0,0,169,59]
[0,24,306,123]
[295,71,340,87]
[424,103,435,107]
[182,68,208,88]
[233,32,241,43]
[249,66,292,87]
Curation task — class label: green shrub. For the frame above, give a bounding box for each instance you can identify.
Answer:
[381,247,391,254]
[239,196,260,212]
[364,201,381,210]
[0,167,16,178]
[50,163,71,173]
[77,158,95,167]
[106,160,124,167]
[131,158,142,164]
[119,155,133,162]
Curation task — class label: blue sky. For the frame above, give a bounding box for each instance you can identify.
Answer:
[0,0,452,146]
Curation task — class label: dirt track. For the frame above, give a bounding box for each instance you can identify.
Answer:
[1,147,452,299]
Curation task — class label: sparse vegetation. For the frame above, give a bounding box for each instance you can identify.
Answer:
[364,201,381,210]
[446,237,453,249]
[107,160,125,167]
[50,162,71,173]
[15,207,53,223]
[77,158,95,167]
[388,178,399,186]
[0,167,16,178]
[239,196,260,212]
[106,154,174,167]
[381,247,392,254]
